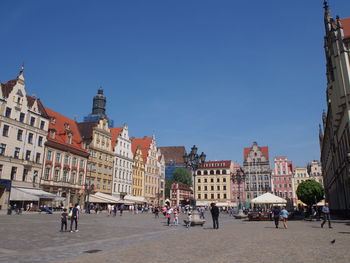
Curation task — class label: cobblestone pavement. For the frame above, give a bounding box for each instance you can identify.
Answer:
[0,212,349,263]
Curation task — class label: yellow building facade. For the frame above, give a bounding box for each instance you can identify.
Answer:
[293,167,310,207]
[78,118,114,194]
[196,161,233,206]
[132,147,145,197]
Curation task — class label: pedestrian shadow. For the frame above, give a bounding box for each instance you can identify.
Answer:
[311,226,321,228]
[338,232,350,234]
[264,227,278,229]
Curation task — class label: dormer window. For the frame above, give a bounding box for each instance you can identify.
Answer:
[64,123,70,130]
[51,117,56,124]
[50,130,56,139]
[67,134,72,144]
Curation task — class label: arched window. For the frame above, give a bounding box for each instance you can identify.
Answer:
[216,170,220,175]
[222,170,227,174]
[197,170,201,175]
[210,170,214,175]
[204,171,208,175]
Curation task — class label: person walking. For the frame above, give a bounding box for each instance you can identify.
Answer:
[113,204,117,217]
[272,206,280,228]
[60,208,68,232]
[186,211,192,228]
[280,207,289,229]
[154,207,159,218]
[321,202,332,228]
[199,207,205,219]
[119,204,125,216]
[210,203,220,229]
[70,203,79,232]
[173,209,179,226]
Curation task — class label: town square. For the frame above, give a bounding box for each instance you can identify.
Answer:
[1,0,350,262]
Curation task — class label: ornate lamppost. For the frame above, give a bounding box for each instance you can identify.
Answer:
[183,145,206,208]
[231,168,246,218]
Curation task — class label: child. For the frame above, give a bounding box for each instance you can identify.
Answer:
[186,212,192,228]
[173,209,179,226]
[60,208,68,232]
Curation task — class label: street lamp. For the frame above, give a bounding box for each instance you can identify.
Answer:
[231,168,246,215]
[183,145,206,208]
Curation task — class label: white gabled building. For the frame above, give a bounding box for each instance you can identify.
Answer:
[0,67,49,210]
[111,124,134,199]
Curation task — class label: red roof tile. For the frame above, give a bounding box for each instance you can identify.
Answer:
[130,136,153,163]
[158,146,186,166]
[199,160,232,169]
[341,18,350,39]
[45,108,87,152]
[1,79,16,98]
[110,127,123,149]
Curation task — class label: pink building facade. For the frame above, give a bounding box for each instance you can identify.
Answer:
[271,157,294,208]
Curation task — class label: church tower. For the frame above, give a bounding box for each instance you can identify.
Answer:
[84,88,114,127]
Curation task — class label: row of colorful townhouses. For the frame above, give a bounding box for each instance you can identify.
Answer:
[0,68,165,210]
[166,142,324,209]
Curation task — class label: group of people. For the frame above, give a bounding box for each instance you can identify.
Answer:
[60,203,80,232]
[106,204,125,216]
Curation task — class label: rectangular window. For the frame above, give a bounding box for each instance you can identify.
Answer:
[17,130,23,141]
[0,144,6,155]
[5,107,11,118]
[36,153,41,163]
[14,147,20,159]
[72,157,77,167]
[217,185,220,190]
[204,194,208,199]
[44,167,50,180]
[79,159,84,168]
[210,178,214,183]
[22,168,28,182]
[11,167,17,180]
[62,170,68,182]
[204,185,207,191]
[223,185,226,190]
[71,173,75,184]
[211,193,214,199]
[19,113,25,122]
[47,150,52,161]
[25,150,31,161]
[79,174,83,185]
[0,164,3,177]
[64,155,69,165]
[2,125,9,137]
[217,194,220,199]
[55,152,61,163]
[40,121,45,130]
[28,133,33,144]
[198,186,201,191]
[198,194,201,199]
[30,117,35,126]
[204,178,207,183]
[211,185,214,191]
[54,170,59,181]
[38,136,43,146]
[217,178,220,182]
[224,194,227,199]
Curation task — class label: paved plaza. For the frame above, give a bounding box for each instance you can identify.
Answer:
[0,211,349,263]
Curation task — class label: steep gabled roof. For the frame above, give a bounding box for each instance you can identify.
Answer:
[77,121,99,141]
[244,146,269,161]
[110,127,123,149]
[1,79,16,98]
[158,146,186,166]
[341,18,350,39]
[130,136,153,163]
[45,108,87,152]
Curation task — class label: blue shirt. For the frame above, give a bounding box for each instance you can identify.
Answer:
[280,209,289,218]
[322,206,330,213]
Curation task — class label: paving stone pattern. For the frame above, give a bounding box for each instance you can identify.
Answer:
[0,212,349,263]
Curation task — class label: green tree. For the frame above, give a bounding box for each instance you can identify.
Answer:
[296,180,324,206]
[173,168,192,186]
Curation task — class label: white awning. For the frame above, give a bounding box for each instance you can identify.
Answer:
[196,201,210,206]
[92,192,121,203]
[123,195,147,204]
[10,187,64,201]
[89,194,113,204]
[251,193,287,204]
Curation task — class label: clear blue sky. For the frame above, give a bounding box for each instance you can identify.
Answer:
[1,0,349,167]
